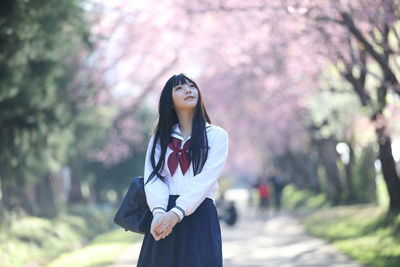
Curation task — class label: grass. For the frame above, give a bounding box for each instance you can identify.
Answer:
[0,214,89,266]
[281,184,400,267]
[299,204,400,267]
[46,228,142,267]
[282,184,331,213]
[0,203,141,267]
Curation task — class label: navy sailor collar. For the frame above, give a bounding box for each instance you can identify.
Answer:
[171,122,212,142]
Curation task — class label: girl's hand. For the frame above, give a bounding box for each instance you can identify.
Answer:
[150,213,168,241]
[151,211,180,241]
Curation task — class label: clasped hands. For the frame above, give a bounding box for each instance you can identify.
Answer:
[150,211,180,241]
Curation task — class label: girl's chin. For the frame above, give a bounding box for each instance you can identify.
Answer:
[177,103,197,110]
[182,99,197,105]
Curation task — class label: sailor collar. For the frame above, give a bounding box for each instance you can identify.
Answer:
[171,122,212,142]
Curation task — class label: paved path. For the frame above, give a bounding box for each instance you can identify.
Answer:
[108,207,364,267]
[222,209,363,267]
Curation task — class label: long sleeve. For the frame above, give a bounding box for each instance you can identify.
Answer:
[144,134,169,216]
[171,128,228,220]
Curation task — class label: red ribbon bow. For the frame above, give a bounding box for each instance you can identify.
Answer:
[167,137,191,176]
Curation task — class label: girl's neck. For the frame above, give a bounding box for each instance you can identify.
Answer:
[176,110,194,140]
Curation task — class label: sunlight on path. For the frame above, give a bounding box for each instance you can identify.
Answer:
[108,201,364,267]
[222,209,364,267]
[107,241,142,267]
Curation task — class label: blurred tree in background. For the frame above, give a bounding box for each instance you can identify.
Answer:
[0,0,159,219]
[303,0,400,211]
[0,0,95,215]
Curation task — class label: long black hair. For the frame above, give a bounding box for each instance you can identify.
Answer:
[146,73,211,184]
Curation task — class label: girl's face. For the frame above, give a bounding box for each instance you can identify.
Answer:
[172,80,199,112]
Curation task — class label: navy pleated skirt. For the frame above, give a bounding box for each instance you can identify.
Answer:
[137,195,223,267]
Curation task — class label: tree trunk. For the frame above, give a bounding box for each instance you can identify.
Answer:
[344,142,357,202]
[316,137,342,205]
[284,151,320,193]
[68,172,85,204]
[0,174,8,209]
[35,175,56,217]
[0,175,24,215]
[376,126,400,212]
[88,183,97,204]
[21,183,35,215]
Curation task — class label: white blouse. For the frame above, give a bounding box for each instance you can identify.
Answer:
[144,122,229,221]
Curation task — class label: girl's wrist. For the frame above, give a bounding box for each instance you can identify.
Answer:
[168,210,180,223]
[153,211,164,217]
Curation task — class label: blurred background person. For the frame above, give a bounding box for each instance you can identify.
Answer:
[254,176,271,219]
[268,168,286,213]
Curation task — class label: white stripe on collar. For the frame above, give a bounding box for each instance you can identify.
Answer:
[171,122,212,141]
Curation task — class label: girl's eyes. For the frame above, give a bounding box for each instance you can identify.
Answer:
[175,84,195,90]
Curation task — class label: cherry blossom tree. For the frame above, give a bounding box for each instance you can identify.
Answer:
[87,0,400,209]
[296,0,400,211]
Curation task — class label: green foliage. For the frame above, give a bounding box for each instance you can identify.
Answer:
[0,204,120,267]
[46,229,141,267]
[66,104,117,201]
[91,106,155,204]
[281,184,331,212]
[0,0,94,195]
[300,204,400,267]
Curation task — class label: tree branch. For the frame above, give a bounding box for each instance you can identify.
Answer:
[339,12,399,87]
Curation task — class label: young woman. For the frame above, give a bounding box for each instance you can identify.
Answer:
[137,73,229,267]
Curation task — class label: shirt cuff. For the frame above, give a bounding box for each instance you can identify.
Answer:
[171,206,185,221]
[152,207,166,216]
